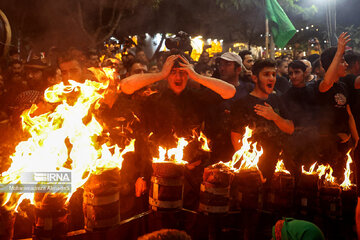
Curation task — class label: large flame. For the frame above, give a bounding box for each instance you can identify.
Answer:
[228,126,263,172]
[0,68,133,211]
[153,137,189,165]
[340,150,355,190]
[275,159,290,175]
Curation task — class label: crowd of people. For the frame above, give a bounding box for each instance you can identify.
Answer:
[0,32,359,238]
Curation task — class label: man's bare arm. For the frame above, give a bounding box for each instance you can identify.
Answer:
[319,32,351,92]
[178,55,236,99]
[121,55,178,95]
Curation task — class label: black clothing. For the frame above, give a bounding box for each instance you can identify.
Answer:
[282,84,319,176]
[314,80,350,136]
[230,93,290,180]
[311,80,352,177]
[275,75,291,95]
[141,87,221,148]
[205,82,253,163]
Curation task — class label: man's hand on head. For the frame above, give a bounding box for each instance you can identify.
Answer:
[254,102,279,121]
[160,55,179,78]
[178,55,196,76]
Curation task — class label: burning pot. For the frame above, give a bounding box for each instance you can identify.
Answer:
[230,169,264,211]
[33,193,68,240]
[149,162,185,211]
[83,169,121,231]
[267,160,295,214]
[199,163,233,214]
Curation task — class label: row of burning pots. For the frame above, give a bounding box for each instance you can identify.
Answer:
[0,158,355,240]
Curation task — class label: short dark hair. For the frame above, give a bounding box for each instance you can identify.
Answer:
[239,50,252,61]
[288,60,307,72]
[125,58,143,72]
[252,59,276,76]
[276,59,287,68]
[344,51,360,69]
[320,47,337,71]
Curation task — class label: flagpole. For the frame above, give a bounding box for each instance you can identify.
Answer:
[265,18,269,58]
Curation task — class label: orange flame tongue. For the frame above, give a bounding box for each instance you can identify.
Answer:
[340,150,355,190]
[153,138,189,165]
[1,68,134,209]
[301,162,317,175]
[275,160,290,175]
[228,126,263,172]
[198,131,211,152]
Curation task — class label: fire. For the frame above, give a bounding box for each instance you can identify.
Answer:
[275,159,290,175]
[153,138,189,165]
[228,126,263,172]
[314,164,338,186]
[0,68,134,211]
[324,166,336,185]
[301,162,317,175]
[198,131,211,152]
[340,150,355,190]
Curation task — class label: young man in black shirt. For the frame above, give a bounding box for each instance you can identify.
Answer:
[231,59,294,181]
[121,54,236,209]
[315,33,359,176]
[282,60,318,177]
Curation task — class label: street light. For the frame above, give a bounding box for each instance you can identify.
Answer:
[325,0,337,46]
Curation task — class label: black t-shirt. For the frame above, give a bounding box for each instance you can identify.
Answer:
[314,80,350,136]
[141,87,220,148]
[341,74,360,130]
[204,82,253,163]
[231,93,290,141]
[230,93,291,179]
[275,75,291,95]
[282,85,317,128]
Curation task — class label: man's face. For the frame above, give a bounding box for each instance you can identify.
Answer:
[288,67,305,88]
[89,55,99,67]
[149,65,160,73]
[167,68,188,95]
[337,57,348,78]
[219,59,239,83]
[130,63,147,75]
[136,51,148,63]
[278,62,288,76]
[243,54,254,70]
[27,69,43,82]
[254,67,276,95]
[11,63,23,76]
[200,52,210,63]
[59,60,83,82]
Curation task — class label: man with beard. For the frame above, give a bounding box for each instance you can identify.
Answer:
[239,50,254,84]
[230,59,294,181]
[205,52,254,163]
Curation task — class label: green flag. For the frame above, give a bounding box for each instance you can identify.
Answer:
[265,0,296,48]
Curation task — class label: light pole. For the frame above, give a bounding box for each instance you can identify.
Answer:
[326,0,337,46]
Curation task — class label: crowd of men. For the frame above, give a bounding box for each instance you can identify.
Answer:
[0,33,360,236]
